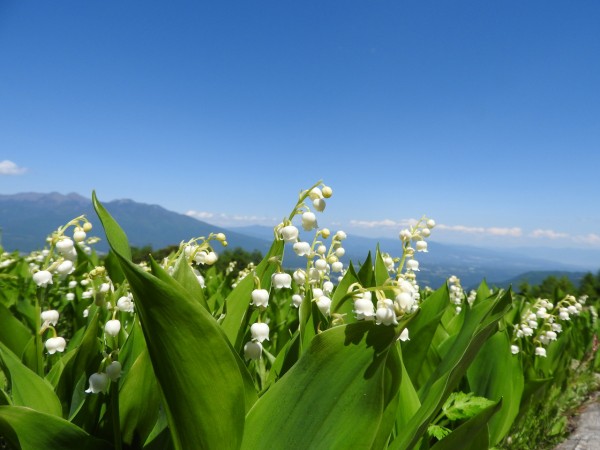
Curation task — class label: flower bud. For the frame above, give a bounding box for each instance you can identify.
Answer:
[106,361,122,381]
[426,219,436,229]
[321,186,333,198]
[315,258,328,271]
[105,319,121,337]
[73,228,86,242]
[308,187,323,200]
[331,261,344,272]
[293,269,306,285]
[320,228,330,239]
[83,222,93,232]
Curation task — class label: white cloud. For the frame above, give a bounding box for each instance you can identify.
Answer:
[186,210,277,227]
[530,229,570,239]
[0,160,27,175]
[573,233,600,245]
[437,224,522,237]
[349,218,416,229]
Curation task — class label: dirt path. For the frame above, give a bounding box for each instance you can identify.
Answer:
[554,392,600,450]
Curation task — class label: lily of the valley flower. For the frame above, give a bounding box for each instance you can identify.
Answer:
[251,289,270,307]
[250,322,270,342]
[316,295,332,316]
[292,294,303,308]
[354,295,375,321]
[105,319,121,337]
[244,341,262,360]
[280,225,299,243]
[41,309,59,326]
[106,361,122,381]
[301,212,317,231]
[45,336,66,354]
[272,273,292,289]
[55,238,74,255]
[33,270,53,287]
[85,372,109,394]
[293,241,311,257]
[399,328,410,342]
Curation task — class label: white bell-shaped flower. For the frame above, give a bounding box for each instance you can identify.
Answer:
[375,306,398,326]
[293,269,306,285]
[117,295,135,313]
[204,252,218,265]
[251,289,270,308]
[55,238,74,255]
[331,261,344,272]
[244,341,262,360]
[399,328,410,342]
[41,309,59,326]
[66,293,75,301]
[511,345,519,354]
[314,258,328,271]
[250,322,270,342]
[354,298,375,321]
[322,281,334,295]
[106,361,122,381]
[335,247,345,257]
[280,225,299,243]
[312,198,326,212]
[33,270,53,287]
[292,294,303,308]
[293,241,311,257]
[415,240,428,252]
[535,346,547,357]
[426,219,436,229]
[272,273,292,289]
[316,295,332,316]
[56,260,74,277]
[45,336,66,354]
[406,259,420,271]
[395,292,415,312]
[85,372,109,394]
[308,187,323,200]
[301,212,318,231]
[105,319,121,337]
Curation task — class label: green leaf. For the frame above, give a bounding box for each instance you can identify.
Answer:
[467,330,524,445]
[94,193,246,450]
[442,392,496,421]
[119,348,161,446]
[0,303,32,359]
[374,245,391,287]
[91,192,132,261]
[430,400,502,450]
[241,321,398,450]
[0,341,61,417]
[171,252,208,310]
[428,424,452,440]
[0,405,111,450]
[357,251,374,287]
[390,290,512,450]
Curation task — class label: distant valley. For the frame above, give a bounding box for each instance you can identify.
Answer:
[1,192,597,289]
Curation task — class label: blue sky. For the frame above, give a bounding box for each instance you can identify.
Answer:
[1,1,599,249]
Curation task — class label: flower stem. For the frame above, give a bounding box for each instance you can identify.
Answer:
[35,289,44,377]
[110,381,123,450]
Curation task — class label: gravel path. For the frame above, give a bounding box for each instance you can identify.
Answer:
[555,393,600,450]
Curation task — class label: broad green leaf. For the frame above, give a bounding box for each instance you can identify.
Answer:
[430,400,502,450]
[94,194,246,450]
[242,321,397,450]
[0,303,32,359]
[467,330,524,445]
[55,312,102,415]
[119,348,161,446]
[171,252,208,310]
[0,406,110,450]
[0,341,61,417]
[331,262,360,316]
[357,251,374,287]
[395,343,421,428]
[402,284,449,389]
[374,246,391,287]
[390,290,512,450]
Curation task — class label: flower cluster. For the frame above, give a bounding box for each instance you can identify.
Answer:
[511,294,588,357]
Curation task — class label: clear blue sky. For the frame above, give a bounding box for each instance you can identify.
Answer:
[1,1,599,249]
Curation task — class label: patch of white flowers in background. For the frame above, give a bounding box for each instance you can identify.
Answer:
[340,216,436,342]
[447,276,467,314]
[511,294,589,357]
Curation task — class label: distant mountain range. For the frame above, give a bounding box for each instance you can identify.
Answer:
[1,192,597,289]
